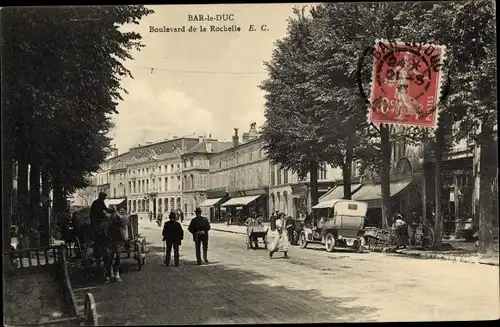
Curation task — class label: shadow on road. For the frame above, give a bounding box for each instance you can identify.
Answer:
[68,252,378,325]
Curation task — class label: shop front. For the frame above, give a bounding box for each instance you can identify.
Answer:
[221,188,269,224]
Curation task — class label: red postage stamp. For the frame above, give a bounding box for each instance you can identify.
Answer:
[368,41,446,129]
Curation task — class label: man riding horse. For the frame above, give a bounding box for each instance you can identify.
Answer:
[90,192,130,283]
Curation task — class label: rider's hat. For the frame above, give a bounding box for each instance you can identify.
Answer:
[98,192,107,199]
[195,207,202,214]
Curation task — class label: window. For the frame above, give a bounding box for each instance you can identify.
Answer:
[190,174,194,190]
[277,167,282,185]
[283,169,289,184]
[183,159,187,168]
[190,158,194,167]
[318,163,327,180]
[271,167,276,186]
[219,161,222,169]
[249,148,253,161]
[170,164,174,172]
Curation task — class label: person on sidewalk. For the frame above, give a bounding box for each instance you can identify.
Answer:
[392,213,408,250]
[285,215,296,245]
[269,213,289,259]
[188,207,211,265]
[149,211,153,222]
[162,211,184,267]
[178,209,184,223]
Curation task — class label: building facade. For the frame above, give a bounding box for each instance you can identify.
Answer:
[181,138,233,217]
[269,162,343,217]
[126,137,200,218]
[208,125,271,221]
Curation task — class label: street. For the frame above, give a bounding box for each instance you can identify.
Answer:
[69,219,499,325]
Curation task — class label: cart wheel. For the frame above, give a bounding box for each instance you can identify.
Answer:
[325,233,336,252]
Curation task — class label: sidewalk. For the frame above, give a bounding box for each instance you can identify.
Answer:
[183,220,499,266]
[181,219,269,235]
[392,240,499,266]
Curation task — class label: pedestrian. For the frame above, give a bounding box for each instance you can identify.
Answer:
[162,211,184,267]
[245,211,259,248]
[149,211,153,222]
[156,211,163,227]
[285,215,296,245]
[270,211,278,231]
[188,207,211,265]
[269,213,289,259]
[392,213,408,249]
[178,209,184,223]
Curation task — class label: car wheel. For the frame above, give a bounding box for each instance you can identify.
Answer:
[325,233,336,252]
[299,231,308,249]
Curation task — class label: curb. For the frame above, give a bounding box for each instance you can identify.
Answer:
[392,250,499,266]
[181,223,246,235]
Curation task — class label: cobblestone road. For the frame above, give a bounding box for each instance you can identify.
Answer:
[69,220,499,325]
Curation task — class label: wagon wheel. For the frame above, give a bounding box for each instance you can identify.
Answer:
[325,233,336,252]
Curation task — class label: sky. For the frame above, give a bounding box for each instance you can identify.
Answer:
[110,3,316,153]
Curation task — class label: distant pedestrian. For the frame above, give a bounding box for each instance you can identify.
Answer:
[178,209,184,223]
[285,216,296,245]
[156,212,163,227]
[188,207,211,265]
[162,212,184,267]
[149,211,153,222]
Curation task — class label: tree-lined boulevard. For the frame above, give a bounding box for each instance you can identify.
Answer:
[67,219,499,324]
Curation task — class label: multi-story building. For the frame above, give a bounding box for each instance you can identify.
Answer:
[207,124,271,221]
[269,162,342,217]
[126,137,200,219]
[181,137,233,217]
[95,147,117,196]
[107,151,132,208]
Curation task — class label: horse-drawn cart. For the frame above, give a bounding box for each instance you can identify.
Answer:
[246,225,268,249]
[124,214,147,270]
[73,211,147,271]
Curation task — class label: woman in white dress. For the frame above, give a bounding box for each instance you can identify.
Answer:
[269,213,289,258]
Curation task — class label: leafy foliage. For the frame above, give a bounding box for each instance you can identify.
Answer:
[3,6,153,218]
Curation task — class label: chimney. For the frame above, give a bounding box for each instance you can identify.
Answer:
[242,133,250,144]
[232,128,239,147]
[206,142,212,153]
[198,136,204,143]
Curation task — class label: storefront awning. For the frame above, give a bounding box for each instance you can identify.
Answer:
[199,198,223,207]
[352,180,412,208]
[221,195,260,207]
[319,184,362,202]
[105,198,126,206]
[312,199,338,209]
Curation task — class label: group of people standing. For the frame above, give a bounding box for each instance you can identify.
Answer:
[161,207,211,266]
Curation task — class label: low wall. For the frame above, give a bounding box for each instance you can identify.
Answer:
[4,245,98,326]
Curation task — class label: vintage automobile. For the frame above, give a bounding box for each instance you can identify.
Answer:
[299,199,368,252]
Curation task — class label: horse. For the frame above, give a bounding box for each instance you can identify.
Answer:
[93,212,131,283]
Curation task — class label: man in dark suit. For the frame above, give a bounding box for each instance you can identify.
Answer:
[188,207,211,265]
[162,211,184,267]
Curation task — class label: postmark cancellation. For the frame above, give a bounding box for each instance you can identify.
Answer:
[367,40,447,129]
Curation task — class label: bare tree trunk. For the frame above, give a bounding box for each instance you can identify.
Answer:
[478,123,497,254]
[29,163,41,247]
[40,169,51,246]
[3,156,14,250]
[17,158,29,247]
[309,160,319,207]
[434,124,445,248]
[342,137,354,200]
[380,126,392,229]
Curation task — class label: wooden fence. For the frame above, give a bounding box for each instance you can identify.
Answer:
[5,245,99,326]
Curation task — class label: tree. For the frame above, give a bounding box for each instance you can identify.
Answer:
[2,6,153,247]
[260,7,330,207]
[303,2,427,228]
[395,0,497,252]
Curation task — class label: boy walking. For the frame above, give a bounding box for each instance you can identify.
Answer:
[162,211,184,267]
